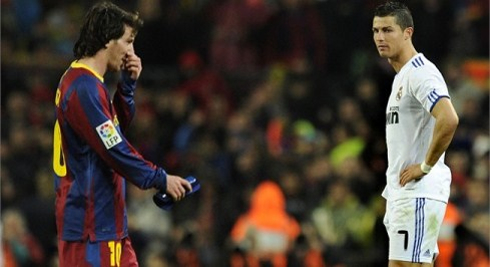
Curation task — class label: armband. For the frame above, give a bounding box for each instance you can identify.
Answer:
[420,161,432,174]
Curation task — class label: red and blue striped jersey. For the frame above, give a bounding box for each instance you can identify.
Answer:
[53,61,167,242]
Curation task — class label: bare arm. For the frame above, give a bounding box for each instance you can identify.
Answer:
[399,98,459,186]
[424,98,459,165]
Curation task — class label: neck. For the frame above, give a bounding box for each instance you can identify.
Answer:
[77,52,107,77]
[388,44,418,73]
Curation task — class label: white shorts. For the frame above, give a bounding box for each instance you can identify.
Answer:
[383,198,446,263]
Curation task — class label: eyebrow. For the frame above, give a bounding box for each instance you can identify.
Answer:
[372,26,394,31]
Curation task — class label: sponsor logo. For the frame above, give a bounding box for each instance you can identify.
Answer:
[96,120,122,149]
[386,106,399,125]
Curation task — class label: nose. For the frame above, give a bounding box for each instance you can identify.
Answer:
[127,43,134,54]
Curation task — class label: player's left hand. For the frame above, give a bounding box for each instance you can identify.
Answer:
[123,51,142,80]
[399,163,425,186]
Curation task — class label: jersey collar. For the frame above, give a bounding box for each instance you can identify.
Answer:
[70,61,104,82]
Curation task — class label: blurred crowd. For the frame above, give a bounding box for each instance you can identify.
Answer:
[1,0,489,266]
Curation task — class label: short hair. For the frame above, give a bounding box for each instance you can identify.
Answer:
[73,1,143,59]
[374,1,414,30]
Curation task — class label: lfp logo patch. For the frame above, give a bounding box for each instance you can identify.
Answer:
[96,120,122,149]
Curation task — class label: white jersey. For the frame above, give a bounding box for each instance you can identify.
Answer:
[382,53,452,203]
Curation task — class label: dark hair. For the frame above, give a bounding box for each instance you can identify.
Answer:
[374,1,414,30]
[73,1,143,59]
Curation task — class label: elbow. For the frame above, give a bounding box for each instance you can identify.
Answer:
[436,112,459,137]
[450,113,459,132]
[445,113,459,135]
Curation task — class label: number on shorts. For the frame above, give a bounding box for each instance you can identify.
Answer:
[108,241,122,267]
[397,230,409,250]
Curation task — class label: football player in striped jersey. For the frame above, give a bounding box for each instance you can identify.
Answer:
[53,2,191,266]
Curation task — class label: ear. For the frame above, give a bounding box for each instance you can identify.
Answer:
[104,39,115,50]
[404,27,414,40]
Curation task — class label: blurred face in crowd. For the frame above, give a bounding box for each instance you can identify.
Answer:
[372,15,412,60]
[106,25,135,72]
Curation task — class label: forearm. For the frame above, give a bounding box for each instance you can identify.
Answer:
[114,51,142,131]
[113,77,137,131]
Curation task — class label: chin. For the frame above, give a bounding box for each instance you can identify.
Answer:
[378,51,390,58]
[108,65,120,72]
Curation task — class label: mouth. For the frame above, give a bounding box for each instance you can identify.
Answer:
[377,45,388,51]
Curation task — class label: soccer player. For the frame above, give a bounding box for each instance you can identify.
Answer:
[52,2,192,266]
[372,2,459,267]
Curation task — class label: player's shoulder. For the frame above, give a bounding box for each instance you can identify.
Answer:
[408,54,426,69]
[408,54,442,81]
[408,54,438,71]
[411,54,440,70]
[59,70,105,107]
[65,68,102,92]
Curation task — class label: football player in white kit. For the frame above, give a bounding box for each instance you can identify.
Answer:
[372,2,459,267]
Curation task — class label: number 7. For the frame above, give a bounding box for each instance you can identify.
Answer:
[397,230,409,250]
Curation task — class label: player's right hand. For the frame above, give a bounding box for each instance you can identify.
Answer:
[123,50,142,81]
[165,174,192,201]
[399,163,424,186]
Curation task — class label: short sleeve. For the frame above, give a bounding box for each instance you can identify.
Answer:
[409,65,450,113]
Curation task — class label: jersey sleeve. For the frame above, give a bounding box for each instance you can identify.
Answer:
[113,72,136,132]
[62,75,167,191]
[410,66,450,113]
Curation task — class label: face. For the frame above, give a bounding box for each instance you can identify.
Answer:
[106,25,135,72]
[372,16,409,59]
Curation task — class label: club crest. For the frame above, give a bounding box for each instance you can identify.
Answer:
[396,86,403,101]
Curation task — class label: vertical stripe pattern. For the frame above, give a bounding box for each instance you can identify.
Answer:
[428,89,440,104]
[55,64,167,242]
[411,56,425,68]
[412,198,425,262]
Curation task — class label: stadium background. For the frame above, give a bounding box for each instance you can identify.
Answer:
[1,0,488,266]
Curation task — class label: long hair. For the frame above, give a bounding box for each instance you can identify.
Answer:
[374,1,414,30]
[73,1,143,59]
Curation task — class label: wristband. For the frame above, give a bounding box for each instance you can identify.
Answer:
[420,161,432,174]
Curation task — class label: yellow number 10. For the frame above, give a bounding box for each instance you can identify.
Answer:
[53,120,67,176]
[108,241,122,267]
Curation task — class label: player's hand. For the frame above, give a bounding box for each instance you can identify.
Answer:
[165,174,193,201]
[399,164,424,186]
[123,50,142,80]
